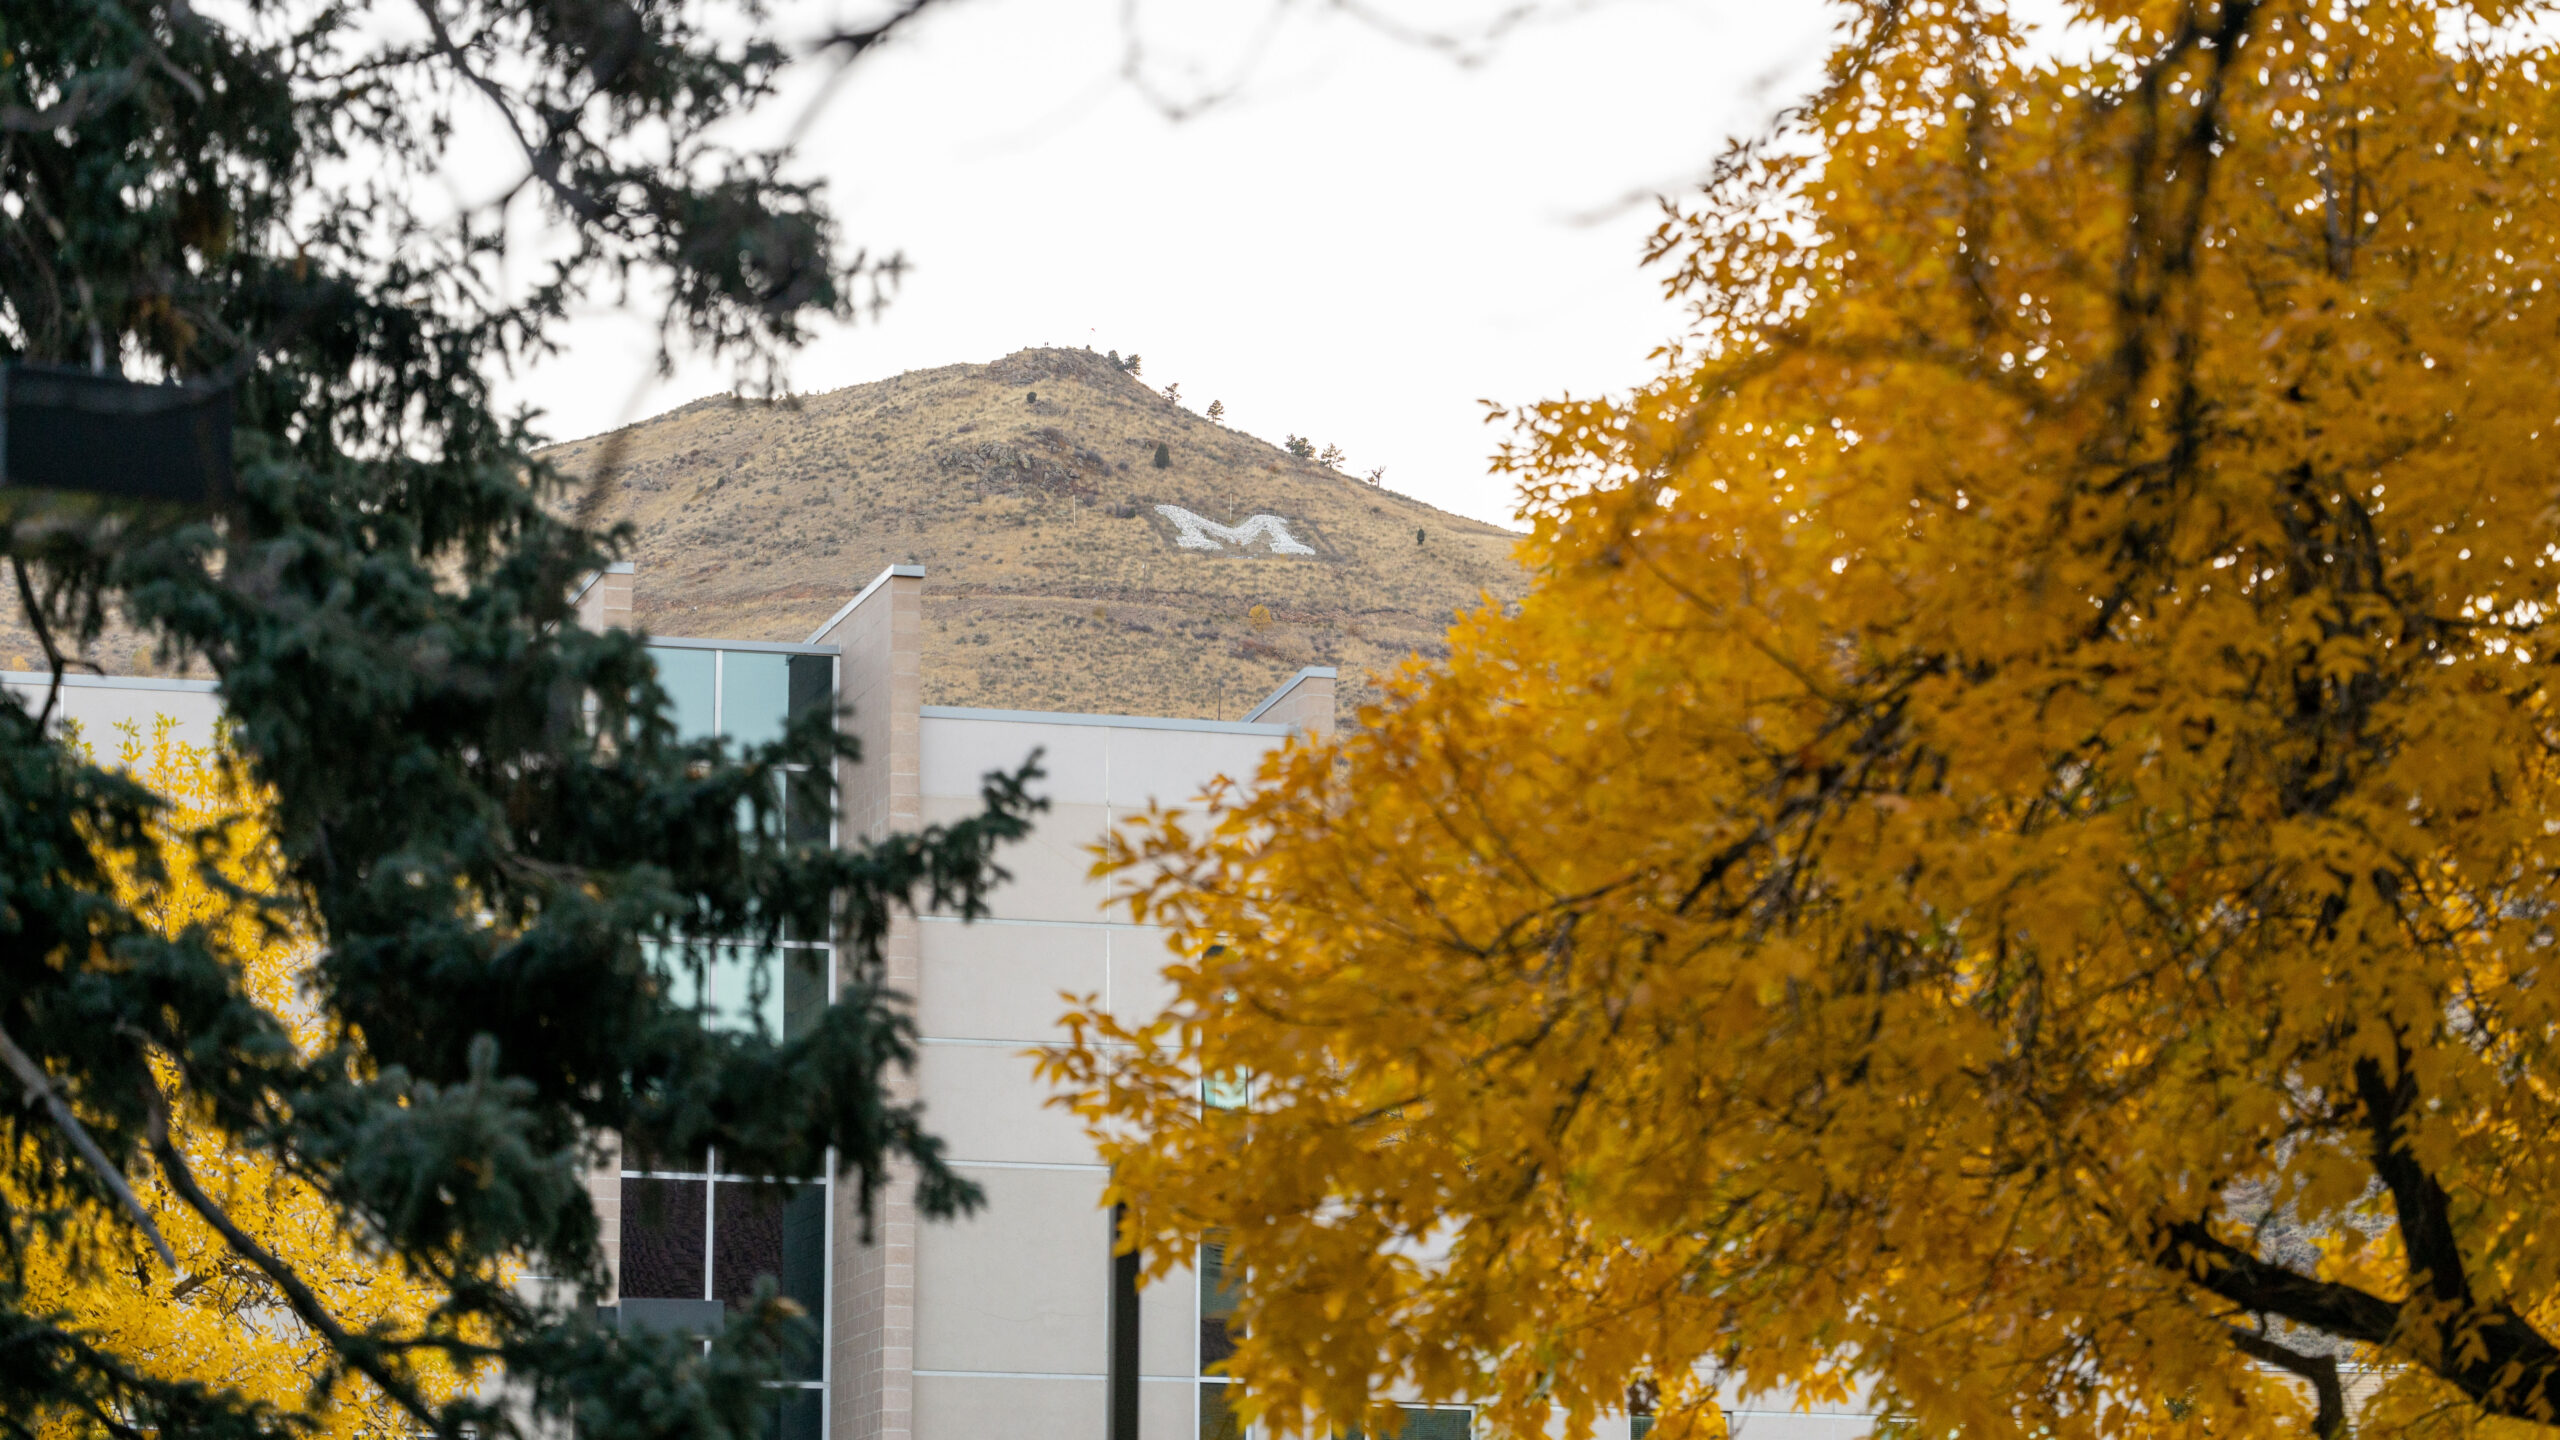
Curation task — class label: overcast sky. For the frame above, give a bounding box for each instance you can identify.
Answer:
[500,0,1837,528]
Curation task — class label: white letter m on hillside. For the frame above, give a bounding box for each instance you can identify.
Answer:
[1154,504,1316,555]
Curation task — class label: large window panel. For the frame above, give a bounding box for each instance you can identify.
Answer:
[721,651,791,748]
[786,654,833,726]
[782,948,829,1042]
[702,945,786,1038]
[713,1180,826,1380]
[651,646,717,741]
[618,1177,707,1300]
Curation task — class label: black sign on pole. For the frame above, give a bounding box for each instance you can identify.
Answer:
[0,363,234,505]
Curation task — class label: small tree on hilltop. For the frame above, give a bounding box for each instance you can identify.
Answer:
[1317,443,1346,469]
[1163,383,1183,407]
[1122,353,1144,376]
[1284,435,1315,459]
[1207,400,1226,423]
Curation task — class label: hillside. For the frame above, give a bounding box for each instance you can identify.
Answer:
[542,346,1528,720]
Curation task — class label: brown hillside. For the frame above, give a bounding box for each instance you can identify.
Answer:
[545,347,1528,720]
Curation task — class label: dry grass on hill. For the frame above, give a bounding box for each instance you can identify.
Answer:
[0,348,1529,728]
[546,346,1529,721]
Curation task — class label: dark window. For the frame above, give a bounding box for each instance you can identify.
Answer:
[783,948,830,1041]
[619,1177,706,1300]
[766,1387,823,1440]
[785,766,832,849]
[787,655,833,726]
[715,1181,827,1379]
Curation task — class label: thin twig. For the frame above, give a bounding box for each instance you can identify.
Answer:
[0,1023,177,1269]
[13,558,66,731]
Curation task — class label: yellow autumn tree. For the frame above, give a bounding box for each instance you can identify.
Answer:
[1048,4,2560,1440]
[10,719,462,1436]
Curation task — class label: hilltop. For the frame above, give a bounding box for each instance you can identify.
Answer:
[0,348,1529,725]
[545,346,1528,720]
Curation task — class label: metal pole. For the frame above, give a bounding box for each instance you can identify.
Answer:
[1108,1201,1141,1440]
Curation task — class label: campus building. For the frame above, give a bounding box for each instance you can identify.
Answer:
[14,563,1863,1440]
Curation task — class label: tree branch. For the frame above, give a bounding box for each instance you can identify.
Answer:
[142,1085,448,1436]
[2225,1327,2346,1440]
[0,1024,176,1269]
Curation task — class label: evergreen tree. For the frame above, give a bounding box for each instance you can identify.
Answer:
[1285,435,1316,459]
[1207,400,1226,423]
[0,2,1039,1436]
[1153,441,1172,469]
[1318,443,1347,468]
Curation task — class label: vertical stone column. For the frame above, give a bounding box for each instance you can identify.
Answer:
[572,561,635,634]
[1241,665,1338,738]
[808,565,926,1440]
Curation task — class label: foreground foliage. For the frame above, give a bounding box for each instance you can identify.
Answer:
[1,0,1045,1435]
[1051,3,2560,1438]
[13,723,458,1437]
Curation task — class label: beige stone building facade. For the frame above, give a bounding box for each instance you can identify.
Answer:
[13,563,1870,1440]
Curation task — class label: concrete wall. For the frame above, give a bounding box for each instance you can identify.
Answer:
[903,707,1286,1440]
[0,671,223,753]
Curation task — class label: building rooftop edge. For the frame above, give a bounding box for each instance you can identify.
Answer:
[805,564,927,645]
[921,705,1291,737]
[0,671,221,694]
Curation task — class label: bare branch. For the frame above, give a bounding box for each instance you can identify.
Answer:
[0,1024,176,1270]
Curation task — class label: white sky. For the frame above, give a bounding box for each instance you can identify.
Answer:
[501,0,1837,528]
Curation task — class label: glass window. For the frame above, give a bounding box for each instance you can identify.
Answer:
[787,654,833,727]
[651,646,717,741]
[620,1160,828,1416]
[1394,1410,1471,1440]
[1343,1410,1473,1440]
[618,1177,707,1300]
[1201,1381,1245,1440]
[782,948,829,1042]
[714,1180,827,1380]
[722,651,791,748]
[703,945,784,1038]
[766,1388,823,1440]
[785,766,832,849]
[1200,1232,1240,1373]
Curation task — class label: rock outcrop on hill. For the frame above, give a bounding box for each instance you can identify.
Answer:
[546,346,1527,720]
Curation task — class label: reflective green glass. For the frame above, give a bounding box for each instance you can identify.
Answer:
[703,945,786,1037]
[651,646,716,740]
[721,650,790,747]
